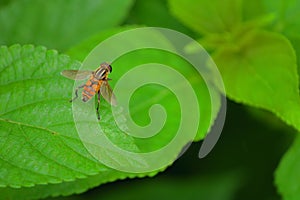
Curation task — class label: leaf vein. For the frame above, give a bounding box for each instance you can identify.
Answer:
[17,124,87,178]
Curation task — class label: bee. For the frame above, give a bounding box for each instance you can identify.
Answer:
[61,62,117,120]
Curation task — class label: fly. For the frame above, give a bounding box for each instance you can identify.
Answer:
[61,62,117,120]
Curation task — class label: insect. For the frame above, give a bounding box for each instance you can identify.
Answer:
[61,62,117,120]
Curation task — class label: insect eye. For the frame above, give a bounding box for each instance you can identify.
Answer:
[109,65,112,72]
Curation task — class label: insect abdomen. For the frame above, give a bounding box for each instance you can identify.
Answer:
[82,77,101,102]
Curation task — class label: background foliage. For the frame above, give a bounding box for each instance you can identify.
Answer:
[0,0,299,199]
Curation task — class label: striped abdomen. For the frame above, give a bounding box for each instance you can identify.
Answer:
[82,76,102,102]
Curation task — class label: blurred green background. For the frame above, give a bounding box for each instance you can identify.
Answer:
[0,0,297,199]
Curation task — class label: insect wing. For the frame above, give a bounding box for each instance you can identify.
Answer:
[61,70,93,80]
[100,81,117,106]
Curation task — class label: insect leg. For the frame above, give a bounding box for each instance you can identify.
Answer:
[70,84,85,102]
[96,90,101,120]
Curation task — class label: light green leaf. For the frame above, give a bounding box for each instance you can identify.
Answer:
[276,135,300,200]
[262,0,299,32]
[168,0,242,35]
[263,0,300,72]
[0,0,133,51]
[168,0,300,131]
[213,30,300,131]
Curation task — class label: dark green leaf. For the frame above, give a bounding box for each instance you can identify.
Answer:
[0,0,133,51]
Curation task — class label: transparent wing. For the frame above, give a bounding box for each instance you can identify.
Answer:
[61,70,93,80]
[100,81,117,106]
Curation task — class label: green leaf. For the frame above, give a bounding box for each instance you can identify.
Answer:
[0,170,152,200]
[169,0,300,131]
[213,30,300,131]
[125,0,193,36]
[263,0,300,72]
[276,135,300,200]
[168,0,242,35]
[0,0,133,51]
[67,26,140,61]
[67,27,216,142]
[242,0,269,21]
[0,42,215,198]
[262,0,299,31]
[0,44,143,198]
[0,45,106,186]
[111,49,212,143]
[0,0,11,8]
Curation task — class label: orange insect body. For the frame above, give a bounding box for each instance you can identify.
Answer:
[82,77,102,102]
[61,62,117,120]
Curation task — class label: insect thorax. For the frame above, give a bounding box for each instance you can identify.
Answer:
[94,67,108,80]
